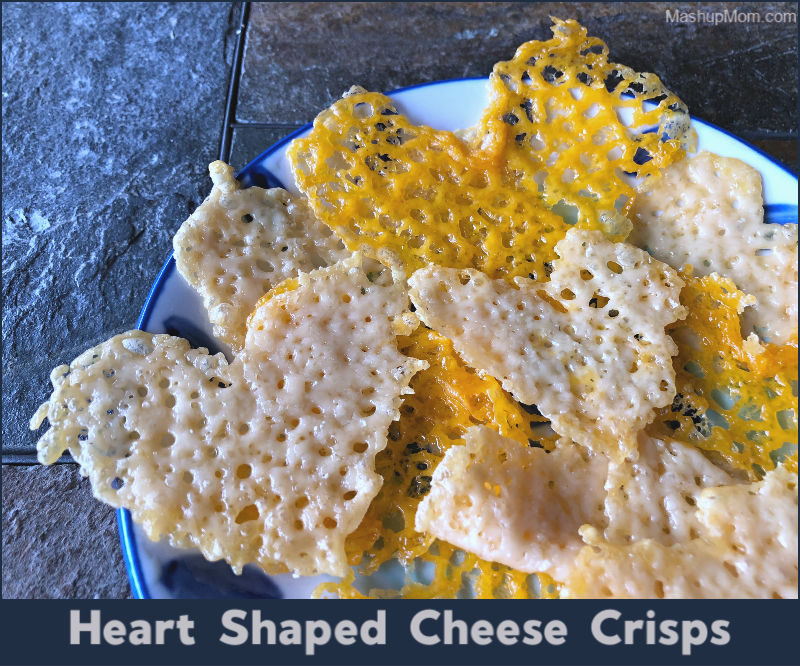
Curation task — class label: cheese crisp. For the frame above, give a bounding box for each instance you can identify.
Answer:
[416,427,736,582]
[288,85,569,282]
[604,434,734,546]
[288,21,692,285]
[696,465,798,585]
[476,18,691,230]
[630,151,798,343]
[342,327,549,572]
[563,467,798,598]
[415,426,607,581]
[31,255,427,577]
[648,272,798,479]
[173,161,348,350]
[409,228,685,460]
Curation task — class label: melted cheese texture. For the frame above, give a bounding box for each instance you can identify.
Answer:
[416,426,607,581]
[563,467,798,598]
[240,256,427,575]
[31,255,426,577]
[315,540,560,600]
[413,427,737,582]
[314,328,556,599]
[648,272,798,480]
[288,86,568,282]
[173,161,347,350]
[409,228,685,460]
[476,18,691,229]
[604,435,733,546]
[343,327,550,572]
[288,17,691,285]
[697,466,797,587]
[630,151,798,343]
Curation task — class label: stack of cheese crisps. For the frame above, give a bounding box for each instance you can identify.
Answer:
[31,19,797,598]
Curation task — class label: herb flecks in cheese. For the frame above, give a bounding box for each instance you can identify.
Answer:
[415,426,607,581]
[604,434,734,546]
[563,467,798,599]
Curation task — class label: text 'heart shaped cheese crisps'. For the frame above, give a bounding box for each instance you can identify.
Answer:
[31,254,427,577]
[408,228,686,460]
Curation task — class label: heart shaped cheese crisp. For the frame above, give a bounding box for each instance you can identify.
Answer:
[408,228,686,460]
[31,254,426,577]
[173,161,348,351]
[630,151,798,344]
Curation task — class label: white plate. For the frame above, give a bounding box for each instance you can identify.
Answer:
[119,77,799,599]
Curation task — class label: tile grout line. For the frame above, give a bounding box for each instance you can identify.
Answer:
[230,122,306,129]
[219,1,251,163]
[3,3,252,469]
[3,455,73,465]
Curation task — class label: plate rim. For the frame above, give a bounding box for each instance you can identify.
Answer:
[119,76,799,599]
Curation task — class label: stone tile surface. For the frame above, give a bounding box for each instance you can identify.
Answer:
[2,465,131,598]
[2,2,239,455]
[238,2,798,134]
[2,1,238,599]
[229,126,296,173]
[749,139,799,174]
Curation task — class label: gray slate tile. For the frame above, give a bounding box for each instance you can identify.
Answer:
[229,125,300,173]
[2,2,238,455]
[237,2,798,134]
[2,464,131,598]
[749,139,799,174]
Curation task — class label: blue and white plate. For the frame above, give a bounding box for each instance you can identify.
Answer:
[119,77,798,599]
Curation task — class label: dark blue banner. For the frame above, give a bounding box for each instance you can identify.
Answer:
[1,599,798,666]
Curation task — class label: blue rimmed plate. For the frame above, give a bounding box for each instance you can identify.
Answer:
[119,77,798,599]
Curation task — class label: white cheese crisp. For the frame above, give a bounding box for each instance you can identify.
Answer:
[414,427,736,580]
[408,228,686,460]
[415,426,608,581]
[604,435,734,546]
[239,255,426,575]
[630,151,798,343]
[31,255,426,577]
[696,465,798,594]
[173,161,348,351]
[563,467,798,598]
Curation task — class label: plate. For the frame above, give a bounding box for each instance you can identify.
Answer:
[118,77,799,599]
